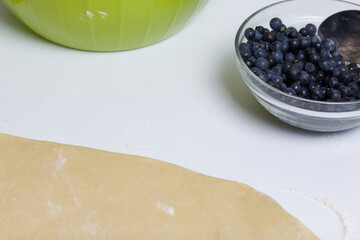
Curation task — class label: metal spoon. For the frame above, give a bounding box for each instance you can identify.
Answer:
[318,10,360,64]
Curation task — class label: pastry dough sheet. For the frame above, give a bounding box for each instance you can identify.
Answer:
[0,134,318,239]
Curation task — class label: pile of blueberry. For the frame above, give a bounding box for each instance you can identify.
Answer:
[240,17,360,102]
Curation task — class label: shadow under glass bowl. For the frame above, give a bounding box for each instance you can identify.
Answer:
[2,0,208,51]
[235,0,360,132]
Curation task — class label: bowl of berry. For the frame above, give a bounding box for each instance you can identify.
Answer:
[235,0,360,132]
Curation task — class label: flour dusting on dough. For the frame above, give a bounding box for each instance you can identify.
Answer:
[81,219,97,236]
[156,202,175,216]
[81,212,99,236]
[47,200,62,216]
[236,191,246,196]
[53,149,67,179]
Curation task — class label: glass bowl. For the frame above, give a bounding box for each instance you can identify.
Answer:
[235,0,360,132]
[2,0,208,51]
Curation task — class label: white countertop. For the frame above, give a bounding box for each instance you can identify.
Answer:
[1,0,359,239]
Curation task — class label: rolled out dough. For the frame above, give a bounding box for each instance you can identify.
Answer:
[0,134,318,239]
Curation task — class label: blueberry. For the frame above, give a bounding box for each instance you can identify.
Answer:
[250,67,260,74]
[315,70,325,80]
[326,89,342,101]
[298,86,310,98]
[271,64,283,76]
[286,27,299,38]
[270,17,283,31]
[299,71,311,85]
[296,50,306,61]
[299,27,308,36]
[319,48,331,59]
[348,63,358,71]
[283,27,291,36]
[264,41,271,51]
[283,62,292,73]
[255,57,270,71]
[335,58,346,66]
[279,40,290,52]
[287,64,302,80]
[311,94,320,101]
[348,82,359,95]
[311,86,326,100]
[255,26,266,34]
[353,74,360,84]
[308,52,320,62]
[271,75,284,84]
[308,81,320,93]
[284,52,296,62]
[328,77,339,88]
[255,72,267,82]
[311,35,321,45]
[293,61,304,71]
[267,69,275,79]
[304,62,316,73]
[340,71,352,84]
[259,41,267,49]
[252,43,261,53]
[305,23,317,36]
[305,47,316,55]
[240,50,252,59]
[309,75,317,82]
[245,56,256,68]
[254,30,262,41]
[299,37,311,49]
[270,41,281,51]
[314,43,323,51]
[332,51,342,59]
[275,32,285,41]
[245,28,256,40]
[271,50,283,63]
[338,64,347,73]
[290,81,302,93]
[254,48,268,58]
[323,38,336,52]
[240,42,252,52]
[262,31,276,42]
[311,35,322,50]
[332,67,341,77]
[285,88,297,95]
[318,59,334,72]
[245,59,254,68]
[267,55,276,68]
[353,92,360,100]
[289,38,300,51]
[329,59,337,68]
[338,85,351,97]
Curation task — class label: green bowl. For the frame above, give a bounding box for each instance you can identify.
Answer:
[2,0,208,51]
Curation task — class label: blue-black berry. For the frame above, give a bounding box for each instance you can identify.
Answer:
[326,89,342,101]
[305,23,317,36]
[255,57,270,71]
[270,17,283,31]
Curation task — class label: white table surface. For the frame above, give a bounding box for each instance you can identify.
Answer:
[1,0,359,239]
